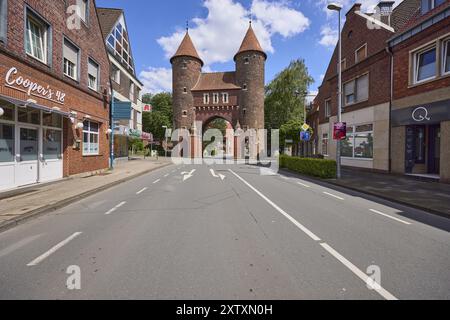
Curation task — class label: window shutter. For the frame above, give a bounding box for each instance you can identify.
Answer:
[63,40,78,65]
[88,59,98,77]
[356,74,369,101]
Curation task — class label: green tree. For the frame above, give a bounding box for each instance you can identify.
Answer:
[142,92,173,123]
[265,59,314,130]
[280,119,303,155]
[142,111,171,143]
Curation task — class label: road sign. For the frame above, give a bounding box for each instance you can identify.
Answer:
[302,124,310,132]
[300,131,311,142]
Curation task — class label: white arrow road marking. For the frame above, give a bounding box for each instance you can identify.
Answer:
[181,169,196,181]
[210,169,226,181]
[27,232,82,267]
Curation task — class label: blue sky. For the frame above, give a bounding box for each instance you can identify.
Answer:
[96,0,403,95]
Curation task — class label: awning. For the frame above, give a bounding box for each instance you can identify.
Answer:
[0,94,71,117]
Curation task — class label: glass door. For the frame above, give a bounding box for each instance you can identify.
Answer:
[15,127,39,186]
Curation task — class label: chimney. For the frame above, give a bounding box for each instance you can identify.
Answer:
[375,1,395,26]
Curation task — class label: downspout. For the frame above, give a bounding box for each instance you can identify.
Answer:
[386,44,394,173]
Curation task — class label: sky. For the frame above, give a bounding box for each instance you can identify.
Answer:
[96,0,404,95]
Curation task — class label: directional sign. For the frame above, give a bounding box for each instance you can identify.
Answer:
[302,124,310,132]
[113,102,132,120]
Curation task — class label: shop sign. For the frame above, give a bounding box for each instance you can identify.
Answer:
[4,67,66,104]
[333,122,347,141]
[143,104,153,112]
[113,102,132,120]
[392,100,450,127]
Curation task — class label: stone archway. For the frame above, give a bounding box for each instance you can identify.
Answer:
[201,116,235,159]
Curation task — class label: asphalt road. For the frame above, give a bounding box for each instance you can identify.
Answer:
[0,163,449,300]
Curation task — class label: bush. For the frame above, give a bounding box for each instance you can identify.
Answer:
[279,155,336,179]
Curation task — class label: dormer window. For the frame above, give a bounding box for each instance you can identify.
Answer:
[421,0,445,15]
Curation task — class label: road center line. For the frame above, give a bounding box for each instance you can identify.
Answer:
[369,209,412,225]
[153,179,161,184]
[105,201,127,215]
[164,174,170,177]
[228,169,398,301]
[323,192,345,200]
[229,169,321,242]
[136,187,148,195]
[27,232,82,267]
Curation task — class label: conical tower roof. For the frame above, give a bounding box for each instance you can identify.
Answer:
[234,23,267,61]
[170,31,204,66]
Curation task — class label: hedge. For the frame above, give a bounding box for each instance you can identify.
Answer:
[279,155,337,179]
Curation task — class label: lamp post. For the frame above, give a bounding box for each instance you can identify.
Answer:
[162,125,168,158]
[327,2,343,179]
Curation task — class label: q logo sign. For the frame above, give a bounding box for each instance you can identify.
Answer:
[412,107,431,122]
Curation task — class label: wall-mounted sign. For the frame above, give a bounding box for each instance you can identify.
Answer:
[4,67,66,104]
[333,122,347,141]
[392,99,450,127]
[113,102,132,120]
[143,104,153,112]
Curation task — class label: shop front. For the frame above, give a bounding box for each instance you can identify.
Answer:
[391,99,450,181]
[0,97,68,191]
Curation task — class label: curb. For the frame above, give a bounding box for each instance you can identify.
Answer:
[279,169,450,220]
[0,162,172,234]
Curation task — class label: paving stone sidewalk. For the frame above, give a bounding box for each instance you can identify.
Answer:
[328,169,450,217]
[0,157,172,231]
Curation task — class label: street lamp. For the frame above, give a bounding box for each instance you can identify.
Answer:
[327,2,343,179]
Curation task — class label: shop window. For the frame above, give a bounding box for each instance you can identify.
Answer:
[43,113,62,128]
[322,133,329,156]
[20,128,38,161]
[43,129,62,160]
[443,39,450,75]
[341,124,374,159]
[88,58,99,91]
[0,123,14,163]
[0,103,15,122]
[83,120,99,156]
[25,10,50,64]
[63,38,79,81]
[414,46,436,83]
[18,107,40,125]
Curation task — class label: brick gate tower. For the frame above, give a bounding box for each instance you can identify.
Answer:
[171,23,266,132]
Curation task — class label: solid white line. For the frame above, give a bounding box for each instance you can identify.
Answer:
[105,201,127,215]
[153,179,161,184]
[229,169,398,301]
[136,187,148,195]
[164,174,169,177]
[228,169,321,242]
[320,243,398,300]
[297,182,311,188]
[323,192,345,200]
[369,209,412,225]
[27,232,82,267]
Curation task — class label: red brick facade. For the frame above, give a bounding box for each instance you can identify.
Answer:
[0,0,111,178]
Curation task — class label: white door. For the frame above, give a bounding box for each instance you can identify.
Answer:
[40,128,63,182]
[15,127,39,187]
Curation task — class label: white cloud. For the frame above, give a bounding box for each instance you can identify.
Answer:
[319,25,338,47]
[139,67,172,94]
[157,0,310,67]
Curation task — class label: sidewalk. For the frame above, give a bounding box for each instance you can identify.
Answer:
[0,157,172,232]
[328,169,450,218]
